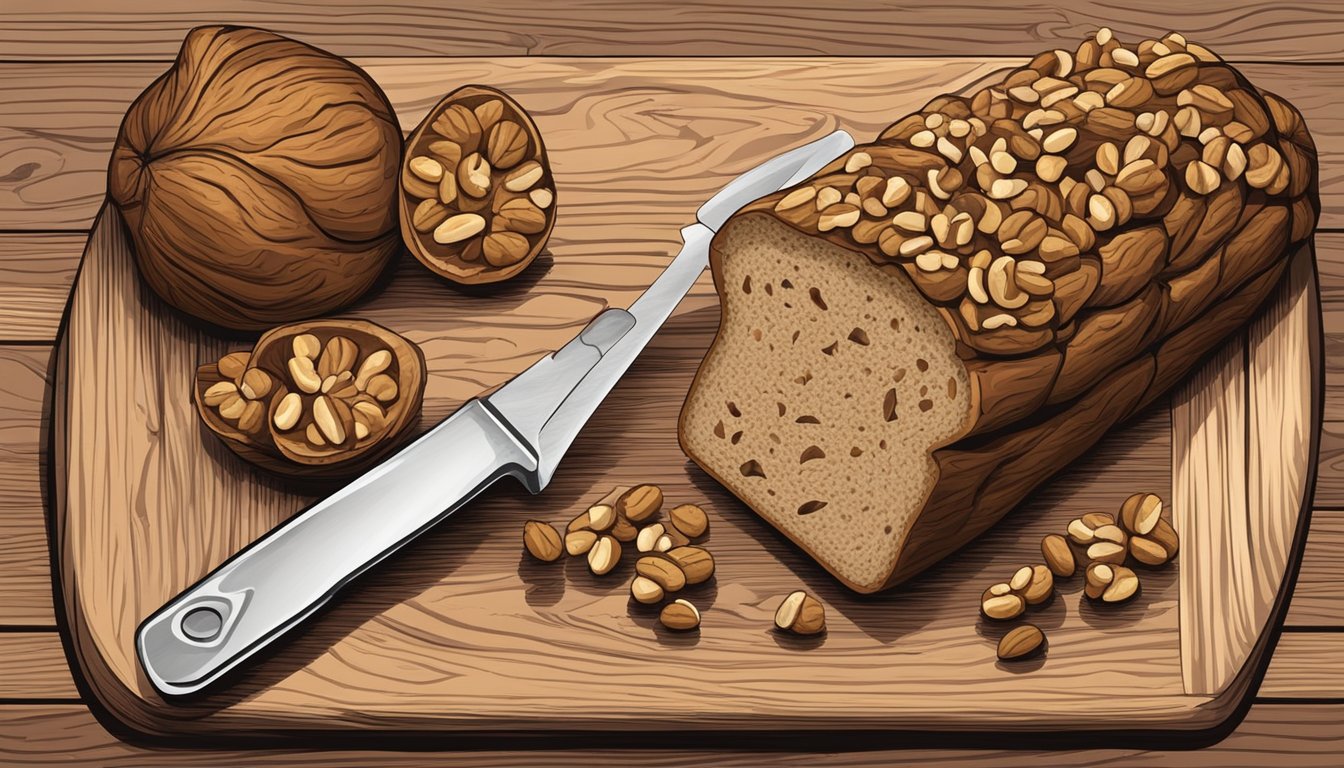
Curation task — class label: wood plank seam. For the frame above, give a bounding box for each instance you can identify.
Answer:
[1280,625,1344,632]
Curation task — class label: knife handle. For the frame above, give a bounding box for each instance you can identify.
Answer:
[136,399,537,697]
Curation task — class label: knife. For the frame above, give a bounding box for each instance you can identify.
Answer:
[136,129,855,697]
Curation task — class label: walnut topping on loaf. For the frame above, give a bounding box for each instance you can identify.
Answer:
[680,29,1317,594]
[760,28,1313,359]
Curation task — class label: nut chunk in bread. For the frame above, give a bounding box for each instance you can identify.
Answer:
[679,30,1318,593]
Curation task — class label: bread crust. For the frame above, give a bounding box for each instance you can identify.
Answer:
[680,32,1318,592]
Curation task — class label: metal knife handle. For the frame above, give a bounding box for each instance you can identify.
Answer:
[136,400,536,696]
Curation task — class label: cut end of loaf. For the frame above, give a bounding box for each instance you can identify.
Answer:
[680,213,971,592]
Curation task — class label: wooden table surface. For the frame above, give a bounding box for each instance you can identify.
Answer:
[2,1,1342,764]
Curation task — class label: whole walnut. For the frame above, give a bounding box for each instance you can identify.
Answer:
[107,26,402,331]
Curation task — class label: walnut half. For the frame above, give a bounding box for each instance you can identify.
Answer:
[399,84,557,285]
[193,318,426,482]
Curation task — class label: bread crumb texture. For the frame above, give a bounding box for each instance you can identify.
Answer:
[682,215,970,591]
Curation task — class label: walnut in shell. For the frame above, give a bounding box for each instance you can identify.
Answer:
[194,319,426,481]
[108,26,402,331]
[398,85,557,285]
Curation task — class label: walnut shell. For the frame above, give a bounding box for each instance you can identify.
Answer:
[108,26,402,331]
[398,85,557,285]
[194,319,426,482]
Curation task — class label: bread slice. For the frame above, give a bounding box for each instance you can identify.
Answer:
[679,29,1318,593]
[680,213,971,591]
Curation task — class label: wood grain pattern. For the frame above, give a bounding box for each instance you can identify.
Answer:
[1259,633,1344,698]
[15,626,1344,704]
[1312,423,1344,508]
[0,634,77,700]
[2,60,1343,232]
[2,1,1343,61]
[0,234,82,343]
[0,346,54,626]
[1248,253,1319,617]
[5,626,1342,704]
[1174,340,1252,695]
[1285,509,1344,626]
[1315,230,1344,502]
[5,703,1344,766]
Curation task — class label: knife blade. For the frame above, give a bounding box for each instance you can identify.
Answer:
[136,129,855,697]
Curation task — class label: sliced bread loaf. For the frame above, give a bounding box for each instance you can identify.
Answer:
[679,30,1318,593]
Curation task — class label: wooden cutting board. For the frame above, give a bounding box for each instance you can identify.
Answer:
[49,58,1321,745]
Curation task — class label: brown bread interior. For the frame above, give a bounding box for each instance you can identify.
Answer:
[680,213,971,592]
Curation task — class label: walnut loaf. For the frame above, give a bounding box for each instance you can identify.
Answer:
[678,30,1318,594]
